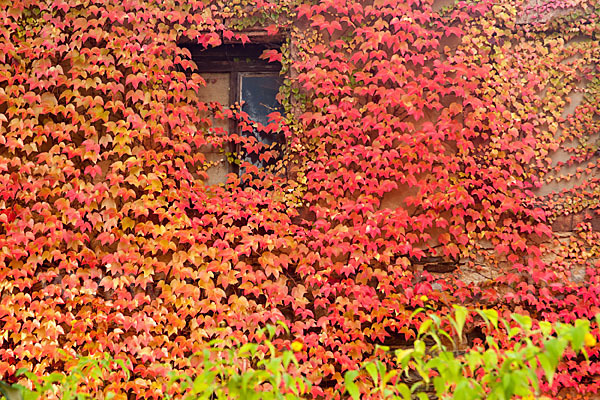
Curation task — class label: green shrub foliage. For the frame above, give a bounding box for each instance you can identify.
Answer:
[1,310,596,399]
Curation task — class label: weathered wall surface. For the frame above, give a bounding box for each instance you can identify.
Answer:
[373,1,600,295]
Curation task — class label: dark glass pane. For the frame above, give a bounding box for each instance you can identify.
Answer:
[240,74,284,167]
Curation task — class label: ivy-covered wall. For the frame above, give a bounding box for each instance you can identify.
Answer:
[1,0,600,398]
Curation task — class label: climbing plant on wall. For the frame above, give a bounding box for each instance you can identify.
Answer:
[1,0,600,398]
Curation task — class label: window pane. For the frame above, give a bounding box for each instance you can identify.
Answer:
[240,74,283,146]
[240,74,283,169]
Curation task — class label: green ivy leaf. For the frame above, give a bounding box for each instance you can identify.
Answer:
[344,370,360,400]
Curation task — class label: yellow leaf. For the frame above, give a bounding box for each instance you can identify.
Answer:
[291,341,303,352]
[122,217,135,231]
[584,333,596,347]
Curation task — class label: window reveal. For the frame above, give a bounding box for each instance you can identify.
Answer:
[194,72,231,185]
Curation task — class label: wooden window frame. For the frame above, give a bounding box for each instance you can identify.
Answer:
[182,42,284,176]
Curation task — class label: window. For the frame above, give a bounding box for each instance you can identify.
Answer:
[182,43,284,184]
